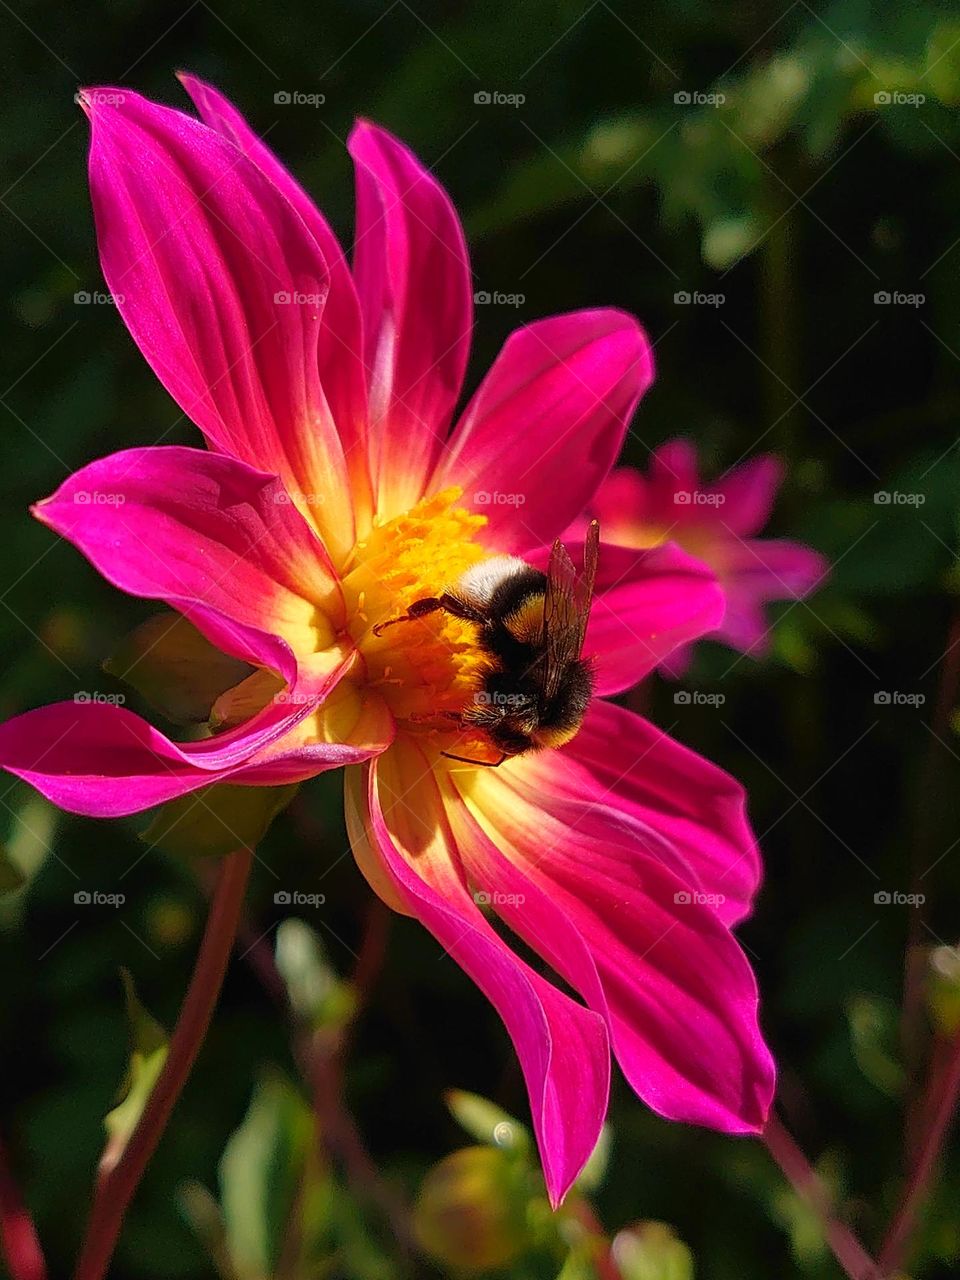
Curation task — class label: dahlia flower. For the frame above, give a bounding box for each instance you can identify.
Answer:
[0,79,774,1203]
[586,439,828,674]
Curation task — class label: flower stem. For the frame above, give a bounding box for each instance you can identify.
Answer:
[73,847,253,1280]
[878,1025,960,1275]
[763,1113,881,1280]
[0,1137,47,1280]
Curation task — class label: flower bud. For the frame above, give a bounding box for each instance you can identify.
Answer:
[414,1146,531,1271]
[612,1221,694,1280]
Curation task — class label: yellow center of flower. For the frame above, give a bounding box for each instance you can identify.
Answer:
[340,487,494,746]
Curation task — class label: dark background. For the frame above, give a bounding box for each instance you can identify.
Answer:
[2,1,960,1276]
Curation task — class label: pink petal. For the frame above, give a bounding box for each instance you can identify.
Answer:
[177,73,373,533]
[582,542,725,695]
[436,311,654,552]
[562,700,761,925]
[35,447,340,687]
[455,756,775,1134]
[82,88,356,563]
[351,743,609,1206]
[711,455,783,537]
[716,539,830,655]
[348,121,472,519]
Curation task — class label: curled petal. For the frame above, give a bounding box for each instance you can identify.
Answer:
[0,655,390,817]
[553,700,760,925]
[34,447,340,686]
[349,121,473,519]
[436,310,654,551]
[178,73,373,533]
[352,742,610,1205]
[82,88,355,562]
[454,755,776,1134]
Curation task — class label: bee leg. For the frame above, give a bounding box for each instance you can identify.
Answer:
[441,750,508,768]
[373,592,485,637]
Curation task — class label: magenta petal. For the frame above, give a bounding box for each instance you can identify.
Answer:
[362,751,609,1205]
[460,759,776,1134]
[83,88,355,562]
[437,310,654,552]
[565,701,761,925]
[583,542,725,694]
[178,73,373,531]
[717,540,830,655]
[712,455,783,537]
[35,447,340,685]
[348,121,472,519]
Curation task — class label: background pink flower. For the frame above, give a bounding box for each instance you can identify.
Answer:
[587,439,830,674]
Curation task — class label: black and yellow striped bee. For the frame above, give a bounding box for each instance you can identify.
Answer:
[376,522,600,765]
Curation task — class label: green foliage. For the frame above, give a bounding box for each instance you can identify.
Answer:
[2,1,960,1278]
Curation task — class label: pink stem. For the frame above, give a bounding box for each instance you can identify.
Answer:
[878,1027,960,1275]
[73,848,252,1280]
[0,1138,47,1280]
[763,1114,881,1280]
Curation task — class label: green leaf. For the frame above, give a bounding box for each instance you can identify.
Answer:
[219,1073,316,1280]
[103,970,168,1167]
[275,918,356,1029]
[105,611,252,725]
[141,782,298,860]
[926,22,960,105]
[445,1089,531,1154]
[847,995,905,1096]
[574,1125,612,1194]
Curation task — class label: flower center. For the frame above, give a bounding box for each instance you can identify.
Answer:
[341,488,495,747]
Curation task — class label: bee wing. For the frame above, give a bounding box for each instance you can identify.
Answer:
[540,520,600,701]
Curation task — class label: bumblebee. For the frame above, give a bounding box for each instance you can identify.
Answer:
[374,521,600,765]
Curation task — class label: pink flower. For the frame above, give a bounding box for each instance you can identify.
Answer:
[587,440,829,673]
[0,80,774,1203]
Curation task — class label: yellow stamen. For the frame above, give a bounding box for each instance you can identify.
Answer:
[340,487,492,739]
